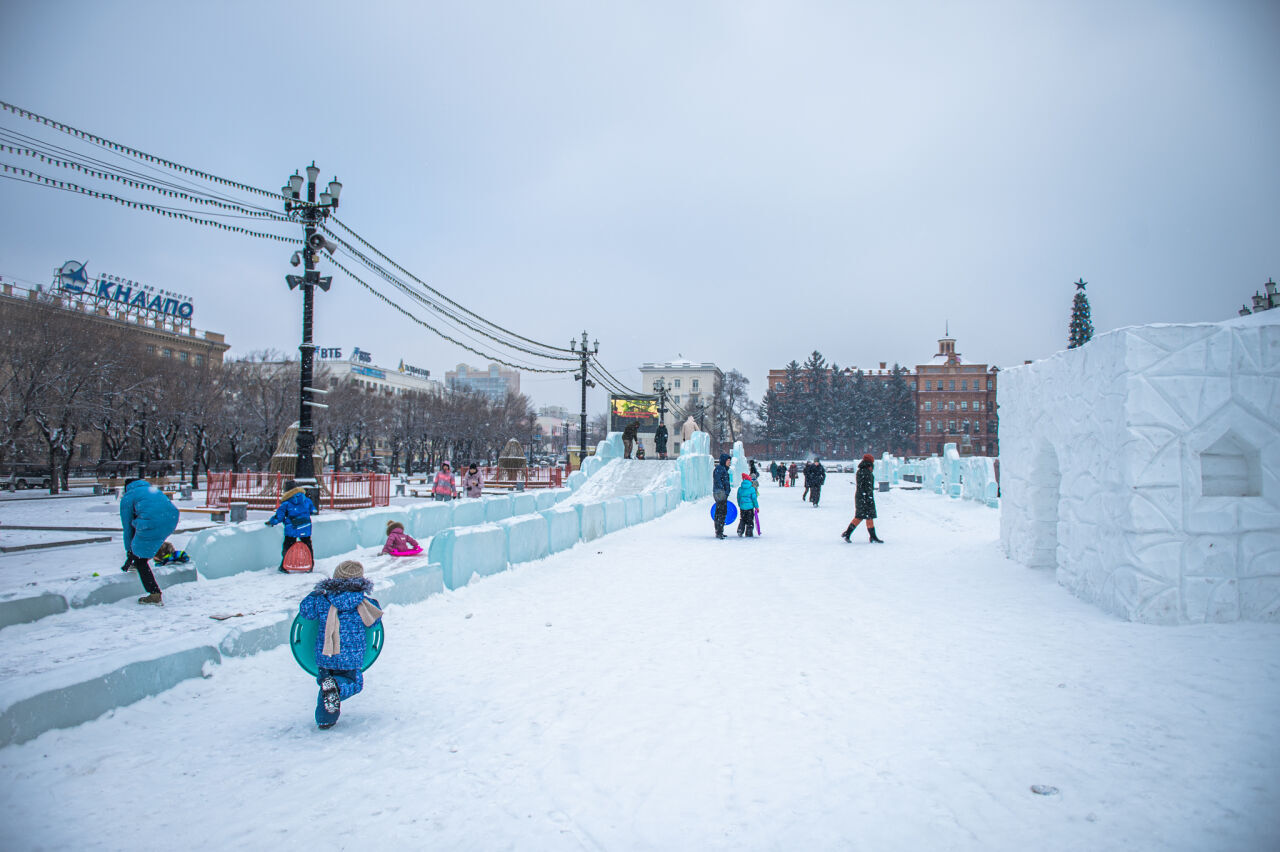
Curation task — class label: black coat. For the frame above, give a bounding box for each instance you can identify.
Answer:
[622,423,638,441]
[855,463,876,519]
[654,425,668,452]
[804,463,826,488]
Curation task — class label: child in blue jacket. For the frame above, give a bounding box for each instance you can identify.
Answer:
[266,478,317,572]
[298,560,383,729]
[736,473,758,537]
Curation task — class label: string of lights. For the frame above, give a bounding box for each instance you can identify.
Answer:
[0,164,303,242]
[0,100,293,205]
[0,139,294,223]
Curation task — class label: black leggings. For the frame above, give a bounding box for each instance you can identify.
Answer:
[130,554,161,595]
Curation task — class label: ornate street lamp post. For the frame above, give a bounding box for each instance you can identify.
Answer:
[282,163,342,504]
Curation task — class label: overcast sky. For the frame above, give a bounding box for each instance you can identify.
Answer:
[2,0,1276,414]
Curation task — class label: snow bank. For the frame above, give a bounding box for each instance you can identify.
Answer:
[999,314,1280,624]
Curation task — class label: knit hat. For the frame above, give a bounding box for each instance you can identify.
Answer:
[741,473,751,480]
[334,560,364,579]
[386,520,404,534]
[862,453,875,463]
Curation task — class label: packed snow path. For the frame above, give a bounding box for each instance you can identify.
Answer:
[2,478,1278,851]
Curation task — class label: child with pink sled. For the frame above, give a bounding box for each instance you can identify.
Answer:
[381,520,422,556]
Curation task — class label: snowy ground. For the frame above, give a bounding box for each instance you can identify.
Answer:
[2,478,1278,851]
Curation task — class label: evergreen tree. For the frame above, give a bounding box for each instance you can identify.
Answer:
[1068,278,1094,349]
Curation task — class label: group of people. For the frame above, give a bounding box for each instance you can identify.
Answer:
[765,459,828,506]
[712,454,884,544]
[621,422,670,460]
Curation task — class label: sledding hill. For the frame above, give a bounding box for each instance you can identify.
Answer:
[561,459,679,505]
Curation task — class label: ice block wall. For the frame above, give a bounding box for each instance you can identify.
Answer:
[999,313,1280,624]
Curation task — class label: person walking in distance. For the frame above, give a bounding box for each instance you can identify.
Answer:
[788,462,798,488]
[711,453,732,539]
[622,421,639,459]
[842,454,885,543]
[801,459,814,501]
[654,423,669,459]
[809,458,826,507]
[119,477,180,605]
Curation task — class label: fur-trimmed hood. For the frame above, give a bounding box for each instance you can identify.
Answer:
[312,577,373,595]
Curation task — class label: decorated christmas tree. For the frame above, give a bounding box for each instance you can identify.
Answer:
[1068,278,1094,349]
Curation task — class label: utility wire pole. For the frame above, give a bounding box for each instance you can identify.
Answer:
[282,163,342,505]
[570,331,598,466]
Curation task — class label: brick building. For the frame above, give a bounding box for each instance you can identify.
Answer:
[914,332,999,457]
[764,331,1000,458]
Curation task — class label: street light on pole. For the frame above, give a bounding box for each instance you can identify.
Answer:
[570,331,598,467]
[282,162,342,505]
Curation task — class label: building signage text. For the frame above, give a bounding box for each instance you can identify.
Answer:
[56,261,195,320]
[398,359,430,378]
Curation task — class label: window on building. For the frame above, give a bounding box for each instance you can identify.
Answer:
[146,344,155,355]
[162,348,172,358]
[78,443,91,459]
[949,420,956,432]
[674,395,680,404]
[975,400,981,411]
[963,420,970,433]
[948,380,955,390]
[194,354,205,367]
[925,381,932,391]
[924,420,931,432]
[961,401,968,410]
[949,401,956,411]
[924,401,931,411]
[692,379,699,390]
[974,422,982,433]
[910,382,917,391]
[178,351,189,362]
[961,380,968,390]
[674,379,681,388]
[987,379,993,390]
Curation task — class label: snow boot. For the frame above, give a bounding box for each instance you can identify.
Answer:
[137,592,163,605]
[868,528,884,544]
[320,676,341,716]
[841,523,855,542]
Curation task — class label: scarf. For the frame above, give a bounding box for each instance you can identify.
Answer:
[321,598,384,657]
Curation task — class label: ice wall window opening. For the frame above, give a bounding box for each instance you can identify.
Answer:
[1200,433,1261,498]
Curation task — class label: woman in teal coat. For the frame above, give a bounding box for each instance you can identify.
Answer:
[736,473,758,537]
[119,477,180,605]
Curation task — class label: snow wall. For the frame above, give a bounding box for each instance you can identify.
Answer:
[0,436,717,746]
[999,312,1280,624]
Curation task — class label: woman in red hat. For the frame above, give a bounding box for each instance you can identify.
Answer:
[842,454,884,543]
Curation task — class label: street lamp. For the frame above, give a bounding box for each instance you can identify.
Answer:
[570,331,599,466]
[282,162,342,504]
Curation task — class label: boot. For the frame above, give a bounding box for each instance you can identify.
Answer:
[841,523,855,542]
[869,527,884,544]
[137,592,163,605]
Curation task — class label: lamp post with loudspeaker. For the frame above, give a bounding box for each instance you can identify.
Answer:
[281,163,342,505]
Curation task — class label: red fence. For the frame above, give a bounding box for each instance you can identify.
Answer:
[205,472,391,510]
[479,466,563,489]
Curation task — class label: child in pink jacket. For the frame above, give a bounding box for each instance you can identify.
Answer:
[381,520,421,556]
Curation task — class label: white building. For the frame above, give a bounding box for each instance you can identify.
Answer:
[998,311,1280,624]
[638,359,723,455]
[319,346,443,396]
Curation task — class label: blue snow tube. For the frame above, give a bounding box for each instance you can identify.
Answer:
[289,614,384,676]
[711,500,738,525]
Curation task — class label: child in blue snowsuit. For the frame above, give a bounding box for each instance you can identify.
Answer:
[266,478,317,572]
[736,473,758,537]
[298,560,383,729]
